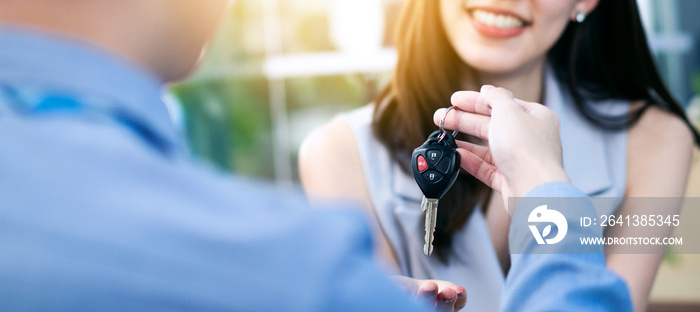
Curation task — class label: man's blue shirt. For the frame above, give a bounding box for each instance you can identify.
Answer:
[0,27,428,312]
[502,183,633,311]
[0,27,632,311]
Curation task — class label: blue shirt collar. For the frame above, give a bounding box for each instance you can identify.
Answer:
[0,26,185,156]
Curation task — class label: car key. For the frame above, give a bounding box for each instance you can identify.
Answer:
[411,129,461,256]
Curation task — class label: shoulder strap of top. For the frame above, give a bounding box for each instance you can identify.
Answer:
[544,65,627,198]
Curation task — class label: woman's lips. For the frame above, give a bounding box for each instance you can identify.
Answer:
[469,8,529,39]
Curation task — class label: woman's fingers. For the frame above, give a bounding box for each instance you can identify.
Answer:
[433,109,491,142]
[454,287,467,311]
[436,287,457,312]
[416,282,439,306]
[435,284,466,312]
[391,277,467,311]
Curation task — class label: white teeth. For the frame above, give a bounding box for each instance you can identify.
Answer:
[472,9,524,29]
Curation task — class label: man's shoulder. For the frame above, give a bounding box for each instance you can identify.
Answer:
[0,115,311,214]
[0,116,389,311]
[0,114,378,244]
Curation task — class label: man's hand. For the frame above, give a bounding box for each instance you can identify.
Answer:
[434,85,569,207]
[391,276,467,312]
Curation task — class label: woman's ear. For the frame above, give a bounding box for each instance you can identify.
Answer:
[570,0,600,21]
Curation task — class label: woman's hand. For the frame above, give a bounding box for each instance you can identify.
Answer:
[434,85,569,209]
[391,276,467,312]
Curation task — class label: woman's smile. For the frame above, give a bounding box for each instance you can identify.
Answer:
[469,8,530,38]
[442,0,576,74]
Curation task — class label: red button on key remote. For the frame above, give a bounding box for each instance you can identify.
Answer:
[417,155,428,172]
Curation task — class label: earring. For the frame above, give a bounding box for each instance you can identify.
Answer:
[575,11,586,23]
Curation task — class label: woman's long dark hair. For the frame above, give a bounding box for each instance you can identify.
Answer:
[550,0,700,137]
[373,0,700,263]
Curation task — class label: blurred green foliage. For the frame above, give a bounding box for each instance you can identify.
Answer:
[692,72,700,94]
[168,2,274,178]
[169,1,375,180]
[171,77,275,178]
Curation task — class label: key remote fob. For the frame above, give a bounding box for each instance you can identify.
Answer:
[411,130,461,200]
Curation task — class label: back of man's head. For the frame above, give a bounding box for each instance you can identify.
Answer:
[0,0,230,82]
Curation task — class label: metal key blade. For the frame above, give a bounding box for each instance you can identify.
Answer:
[421,197,439,256]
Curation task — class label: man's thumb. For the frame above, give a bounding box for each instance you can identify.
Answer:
[481,85,524,116]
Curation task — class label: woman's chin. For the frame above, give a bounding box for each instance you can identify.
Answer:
[467,62,523,77]
[461,52,543,78]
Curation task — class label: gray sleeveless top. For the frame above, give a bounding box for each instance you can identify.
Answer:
[337,68,628,312]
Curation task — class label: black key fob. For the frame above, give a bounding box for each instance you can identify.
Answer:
[411,130,461,200]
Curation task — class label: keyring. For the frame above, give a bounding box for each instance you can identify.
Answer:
[438,106,459,142]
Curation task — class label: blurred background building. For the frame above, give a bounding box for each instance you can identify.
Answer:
[169,1,700,309]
